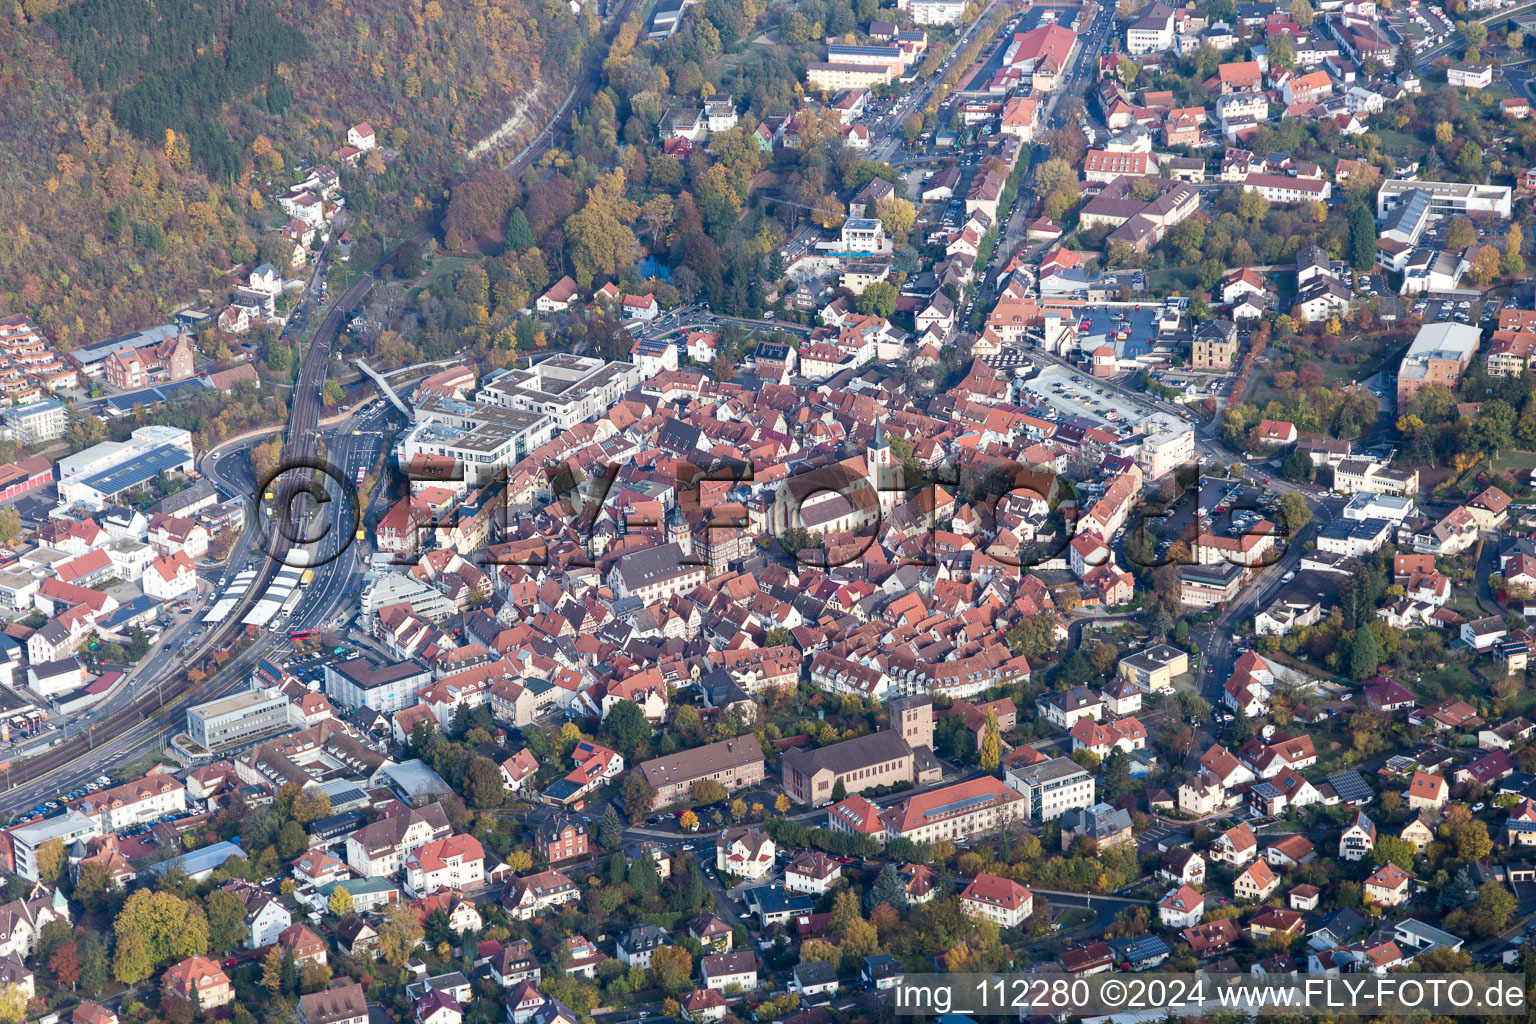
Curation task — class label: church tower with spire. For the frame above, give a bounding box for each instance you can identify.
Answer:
[867,419,900,515]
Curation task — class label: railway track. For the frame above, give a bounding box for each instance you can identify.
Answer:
[1,14,633,811]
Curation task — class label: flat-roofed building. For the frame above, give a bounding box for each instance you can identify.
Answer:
[1377,179,1511,219]
[476,355,640,431]
[324,658,434,714]
[1005,757,1096,820]
[1118,644,1189,692]
[186,688,292,750]
[1398,322,1479,408]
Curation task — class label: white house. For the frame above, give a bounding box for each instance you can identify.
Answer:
[1157,885,1205,928]
[404,835,485,896]
[144,552,197,601]
[348,123,377,151]
[1340,809,1376,861]
[958,873,1035,928]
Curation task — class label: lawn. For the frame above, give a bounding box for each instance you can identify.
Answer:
[1056,907,1097,931]
[1145,267,1200,294]
[408,255,474,301]
[1502,685,1536,717]
[1375,129,1430,160]
[1493,450,1536,475]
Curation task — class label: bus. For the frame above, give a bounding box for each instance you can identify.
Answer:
[288,628,319,643]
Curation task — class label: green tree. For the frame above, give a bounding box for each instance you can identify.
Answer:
[1277,492,1312,535]
[1238,190,1270,223]
[466,755,506,809]
[1475,880,1516,931]
[1268,30,1296,68]
[1349,205,1376,271]
[867,862,908,910]
[1372,835,1416,872]
[506,209,535,252]
[277,820,307,860]
[1350,626,1380,679]
[856,281,898,319]
[1103,746,1132,798]
[599,804,624,849]
[606,700,651,759]
[205,889,249,954]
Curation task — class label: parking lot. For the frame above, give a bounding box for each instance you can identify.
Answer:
[1410,295,1511,325]
[1021,366,1151,429]
[1074,305,1161,360]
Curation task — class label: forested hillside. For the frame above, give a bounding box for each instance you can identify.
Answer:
[0,0,584,346]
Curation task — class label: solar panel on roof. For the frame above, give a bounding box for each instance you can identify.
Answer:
[1326,770,1373,803]
[78,445,191,497]
[918,792,994,821]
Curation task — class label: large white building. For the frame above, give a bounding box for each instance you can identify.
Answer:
[9,812,99,881]
[476,355,641,432]
[76,774,187,832]
[1377,179,1511,219]
[324,658,434,714]
[1005,758,1096,821]
[186,688,292,751]
[1126,1,1175,53]
[396,396,554,487]
[57,426,196,510]
[897,0,966,23]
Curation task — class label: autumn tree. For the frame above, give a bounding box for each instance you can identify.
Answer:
[327,886,354,918]
[0,985,24,1024]
[113,891,210,983]
[34,839,65,884]
[566,168,641,288]
[260,946,286,997]
[623,773,657,815]
[874,195,917,240]
[1446,215,1477,250]
[650,945,694,995]
[692,779,728,805]
[979,709,1001,772]
[1468,244,1502,285]
[49,940,81,991]
[376,902,424,968]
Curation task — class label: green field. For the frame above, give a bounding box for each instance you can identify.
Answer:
[1145,267,1200,294]
[1493,450,1536,475]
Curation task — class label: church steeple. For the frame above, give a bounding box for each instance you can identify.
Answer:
[867,419,897,515]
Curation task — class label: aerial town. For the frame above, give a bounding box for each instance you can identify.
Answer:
[7,0,1536,1017]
